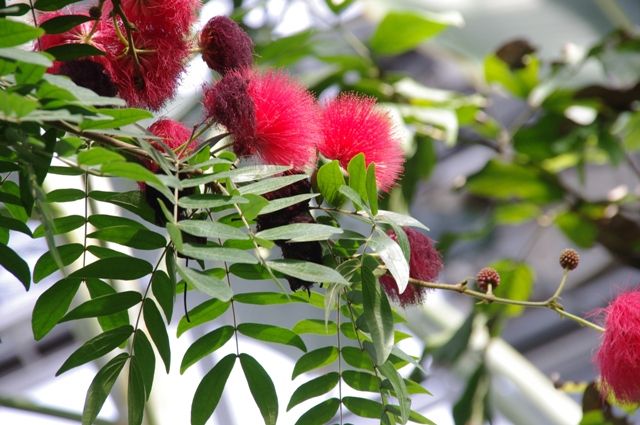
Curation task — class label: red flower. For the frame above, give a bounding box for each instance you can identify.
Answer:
[204,69,321,169]
[379,227,442,306]
[200,16,253,74]
[595,289,640,403]
[100,18,190,110]
[319,94,404,192]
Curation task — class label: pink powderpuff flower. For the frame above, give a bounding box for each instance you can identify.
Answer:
[199,16,254,74]
[117,0,200,37]
[100,18,190,110]
[319,94,404,192]
[204,69,321,169]
[595,289,640,403]
[379,227,442,307]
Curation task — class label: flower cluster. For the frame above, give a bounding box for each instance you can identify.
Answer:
[595,289,640,404]
[37,0,199,109]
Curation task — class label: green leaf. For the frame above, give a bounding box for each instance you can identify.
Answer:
[0,19,44,47]
[143,299,171,373]
[466,159,562,202]
[33,215,85,238]
[71,257,152,280]
[80,108,153,130]
[379,361,410,424]
[369,228,409,293]
[239,174,308,195]
[176,264,233,302]
[342,396,383,419]
[361,255,394,365]
[0,47,53,67]
[128,358,146,425]
[239,353,279,425]
[342,370,380,392]
[32,277,81,340]
[555,211,598,248]
[176,298,230,337]
[287,372,339,411]
[256,223,343,242]
[46,188,85,203]
[237,323,307,352]
[178,219,248,241]
[56,325,133,375]
[87,226,166,250]
[82,353,128,425]
[191,354,236,425]
[266,260,349,285]
[133,330,155,400]
[316,160,345,206]
[370,10,460,55]
[347,153,368,203]
[341,346,374,371]
[39,14,92,34]
[45,43,104,61]
[180,326,234,374]
[178,244,258,264]
[294,398,340,425]
[33,243,84,283]
[60,291,142,322]
[292,319,337,335]
[0,243,30,290]
[292,346,339,379]
[366,163,378,216]
[151,271,174,324]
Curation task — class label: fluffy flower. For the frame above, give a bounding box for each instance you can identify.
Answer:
[118,0,200,36]
[101,18,190,110]
[319,94,404,192]
[595,289,640,403]
[200,16,253,74]
[205,69,321,169]
[379,227,442,306]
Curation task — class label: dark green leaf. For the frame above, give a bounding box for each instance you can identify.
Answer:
[82,353,128,425]
[240,353,278,425]
[292,346,339,379]
[237,323,307,352]
[143,299,171,373]
[0,242,30,289]
[128,358,146,425]
[292,319,337,335]
[0,18,43,47]
[191,354,236,425]
[71,257,152,280]
[342,370,380,392]
[57,325,133,375]
[266,260,349,285]
[176,263,233,302]
[361,255,394,365]
[287,372,339,411]
[294,398,340,425]
[33,243,83,283]
[33,215,85,237]
[61,291,142,322]
[45,43,104,61]
[177,298,230,337]
[133,330,155,400]
[180,326,234,374]
[40,14,92,34]
[46,188,85,203]
[32,277,81,340]
[370,10,456,55]
[342,396,382,419]
[151,271,174,324]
